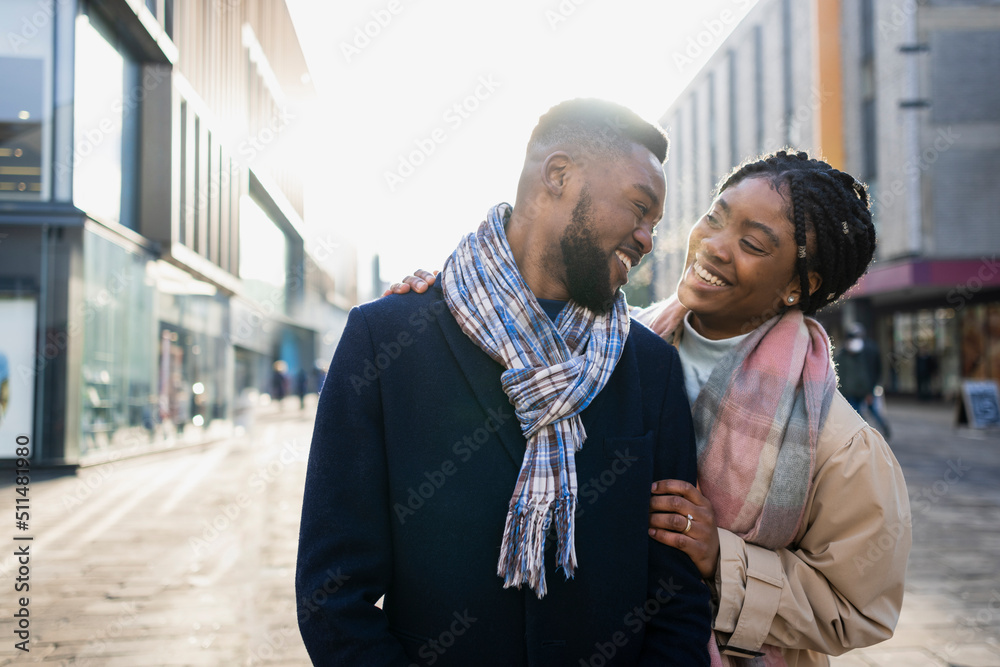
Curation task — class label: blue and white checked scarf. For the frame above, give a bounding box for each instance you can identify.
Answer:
[442,203,630,598]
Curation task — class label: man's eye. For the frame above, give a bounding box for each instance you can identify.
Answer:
[636,204,648,217]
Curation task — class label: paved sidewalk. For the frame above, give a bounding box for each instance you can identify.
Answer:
[832,398,1000,667]
[0,404,317,665]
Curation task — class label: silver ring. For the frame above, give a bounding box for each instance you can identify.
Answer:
[682,513,693,535]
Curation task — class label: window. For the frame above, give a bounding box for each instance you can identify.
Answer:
[0,1,54,201]
[72,10,140,228]
[708,72,717,185]
[754,25,764,154]
[179,100,187,245]
[239,195,288,311]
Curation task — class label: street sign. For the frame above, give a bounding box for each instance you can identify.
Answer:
[956,380,1000,429]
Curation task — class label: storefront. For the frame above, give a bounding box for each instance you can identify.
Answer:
[848,258,1000,402]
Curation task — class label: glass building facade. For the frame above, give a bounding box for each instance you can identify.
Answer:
[0,1,54,201]
[0,0,355,465]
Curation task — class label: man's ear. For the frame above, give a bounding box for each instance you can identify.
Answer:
[541,152,573,196]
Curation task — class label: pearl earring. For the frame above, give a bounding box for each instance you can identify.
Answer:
[788,297,794,303]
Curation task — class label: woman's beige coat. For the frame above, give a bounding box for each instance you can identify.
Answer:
[710,392,911,666]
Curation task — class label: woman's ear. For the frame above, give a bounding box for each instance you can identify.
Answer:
[806,270,823,298]
[784,271,823,306]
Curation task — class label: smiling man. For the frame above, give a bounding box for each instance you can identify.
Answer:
[296,98,711,666]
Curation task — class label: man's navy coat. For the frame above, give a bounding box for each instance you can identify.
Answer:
[296,281,711,666]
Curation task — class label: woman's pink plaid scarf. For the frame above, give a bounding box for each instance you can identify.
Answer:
[687,309,837,667]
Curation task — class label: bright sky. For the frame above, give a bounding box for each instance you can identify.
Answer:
[286,0,759,295]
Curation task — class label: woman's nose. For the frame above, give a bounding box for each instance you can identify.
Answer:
[700,228,732,263]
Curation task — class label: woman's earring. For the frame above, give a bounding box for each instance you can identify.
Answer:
[788,297,795,303]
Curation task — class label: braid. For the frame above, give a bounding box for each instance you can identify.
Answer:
[789,183,814,312]
[718,149,876,315]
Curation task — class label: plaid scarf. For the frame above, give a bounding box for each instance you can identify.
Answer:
[691,310,837,667]
[442,203,630,598]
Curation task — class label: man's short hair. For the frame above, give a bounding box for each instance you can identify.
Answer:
[528,98,669,165]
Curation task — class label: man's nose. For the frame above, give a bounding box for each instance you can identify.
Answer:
[633,223,654,257]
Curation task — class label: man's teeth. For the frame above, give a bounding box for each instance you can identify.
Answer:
[616,250,632,272]
[694,262,728,286]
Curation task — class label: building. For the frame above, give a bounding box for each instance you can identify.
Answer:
[650,0,1000,400]
[0,0,356,465]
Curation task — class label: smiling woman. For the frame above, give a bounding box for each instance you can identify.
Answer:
[677,177,808,340]
[639,150,906,667]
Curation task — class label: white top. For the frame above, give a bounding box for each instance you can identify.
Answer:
[676,312,750,407]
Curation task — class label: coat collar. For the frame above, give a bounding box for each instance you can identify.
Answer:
[431,281,527,466]
[430,281,640,464]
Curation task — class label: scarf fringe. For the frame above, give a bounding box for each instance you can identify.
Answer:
[496,496,578,598]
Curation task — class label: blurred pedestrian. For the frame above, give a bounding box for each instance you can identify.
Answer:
[916,346,938,401]
[295,367,308,410]
[270,360,288,409]
[836,323,892,438]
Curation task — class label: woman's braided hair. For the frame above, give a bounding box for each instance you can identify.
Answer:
[717,149,876,315]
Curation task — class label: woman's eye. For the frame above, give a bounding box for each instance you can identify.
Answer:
[706,213,722,228]
[741,239,765,253]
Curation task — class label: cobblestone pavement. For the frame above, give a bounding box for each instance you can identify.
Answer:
[0,397,997,666]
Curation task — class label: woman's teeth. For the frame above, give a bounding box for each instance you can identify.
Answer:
[616,250,632,272]
[694,262,728,287]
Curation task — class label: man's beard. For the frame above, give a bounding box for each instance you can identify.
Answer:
[559,187,616,314]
